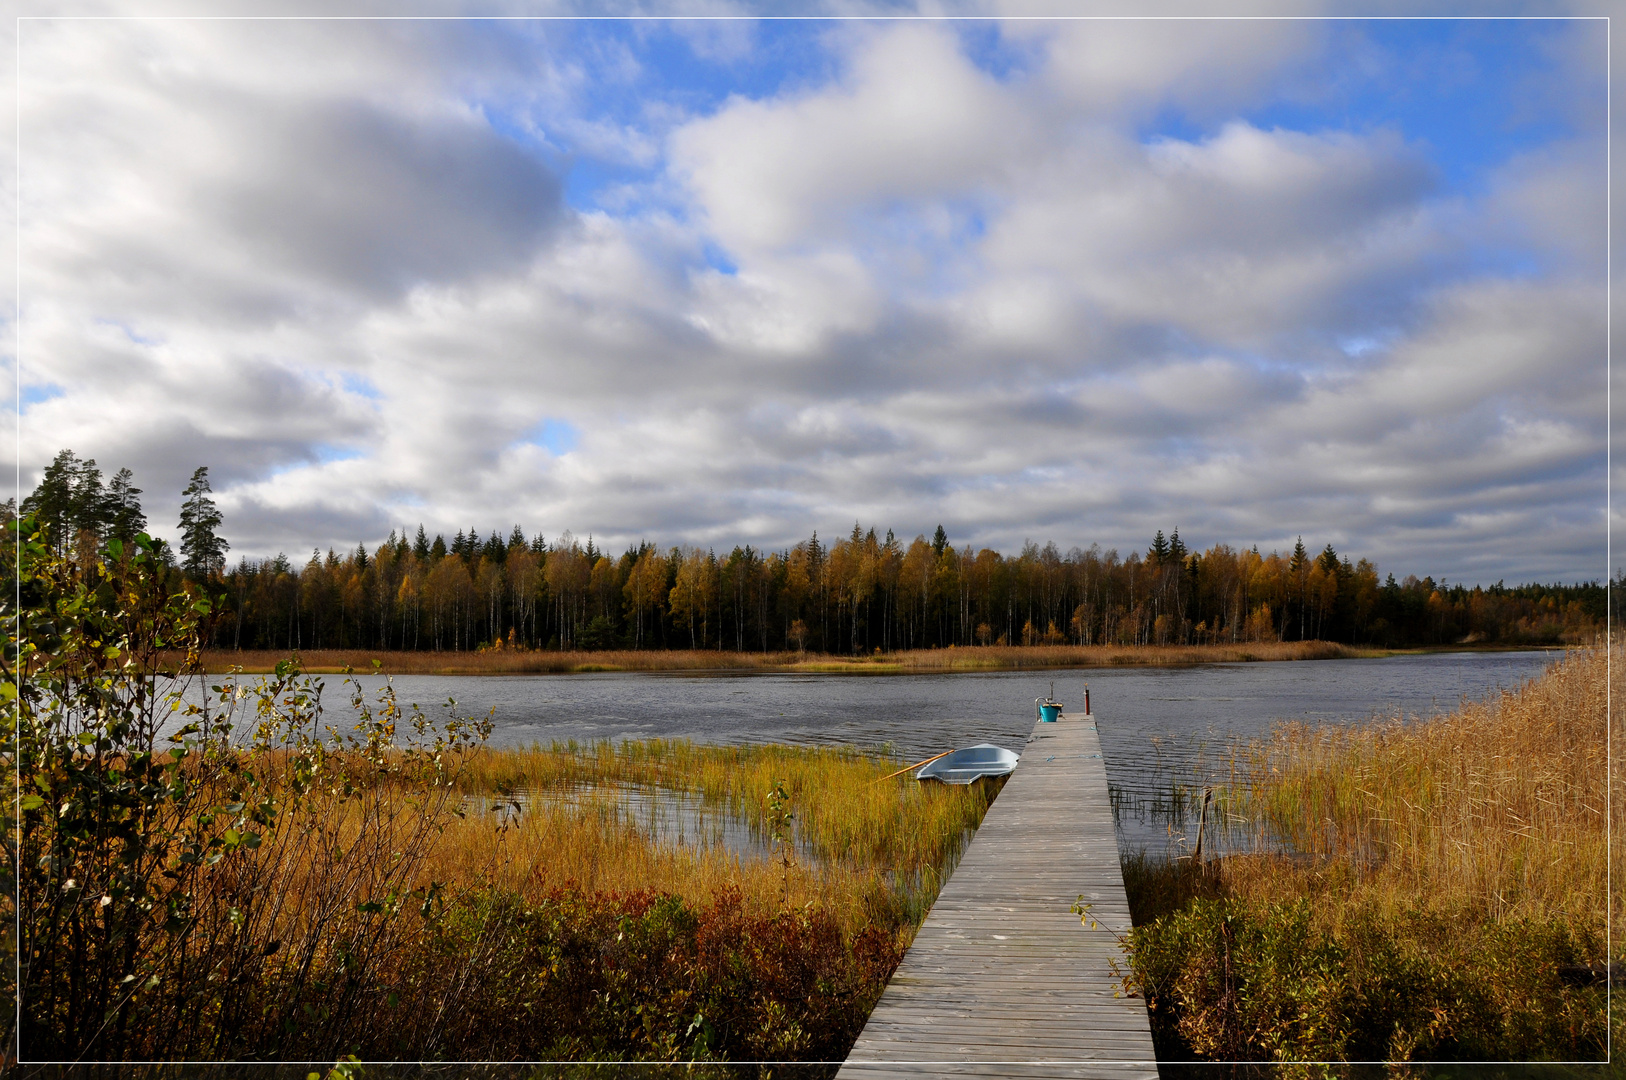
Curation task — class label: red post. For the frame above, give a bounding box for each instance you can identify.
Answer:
[1084,685,1091,716]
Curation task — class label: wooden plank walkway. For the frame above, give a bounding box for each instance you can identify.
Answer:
[837,711,1158,1079]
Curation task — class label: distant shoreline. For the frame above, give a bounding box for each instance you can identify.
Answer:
[169,640,1565,676]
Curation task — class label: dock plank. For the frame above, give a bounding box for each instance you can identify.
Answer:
[837,711,1157,1079]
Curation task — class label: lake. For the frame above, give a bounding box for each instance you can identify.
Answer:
[276,648,1561,854]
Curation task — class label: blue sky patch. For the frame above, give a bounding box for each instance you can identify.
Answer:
[528,417,581,455]
[21,383,64,409]
[342,374,383,401]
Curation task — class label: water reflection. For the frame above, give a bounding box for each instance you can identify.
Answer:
[467,782,818,866]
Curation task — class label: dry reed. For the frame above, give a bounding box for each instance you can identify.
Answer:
[1123,645,1616,1063]
[183,639,1366,675]
[1230,644,1612,927]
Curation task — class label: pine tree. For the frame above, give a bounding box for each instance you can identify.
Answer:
[22,449,109,555]
[106,468,146,541]
[1169,528,1187,562]
[177,466,228,577]
[413,525,430,559]
[1149,530,1170,565]
[932,525,948,557]
[1317,544,1340,576]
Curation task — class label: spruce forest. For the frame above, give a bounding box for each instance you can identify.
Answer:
[18,450,1608,656]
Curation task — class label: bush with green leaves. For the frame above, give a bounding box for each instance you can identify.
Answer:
[1127,895,1607,1063]
[10,518,490,1060]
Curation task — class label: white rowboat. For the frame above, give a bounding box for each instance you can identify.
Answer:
[914,743,1019,785]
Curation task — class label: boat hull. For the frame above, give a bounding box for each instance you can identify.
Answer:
[915,743,1019,784]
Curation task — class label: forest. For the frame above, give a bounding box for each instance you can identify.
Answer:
[16,449,1610,656]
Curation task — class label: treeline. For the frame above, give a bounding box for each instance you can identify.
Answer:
[15,450,1610,655]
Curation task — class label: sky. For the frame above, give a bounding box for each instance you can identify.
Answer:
[3,8,1614,584]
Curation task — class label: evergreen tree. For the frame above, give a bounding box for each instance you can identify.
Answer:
[22,449,112,555]
[106,468,146,541]
[509,524,526,550]
[932,525,948,558]
[1149,530,1170,565]
[483,530,505,564]
[1317,544,1340,576]
[1169,528,1187,562]
[413,525,430,559]
[177,466,228,577]
[430,534,448,561]
[1290,536,1309,572]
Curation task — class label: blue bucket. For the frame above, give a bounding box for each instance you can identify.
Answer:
[1039,702,1061,723]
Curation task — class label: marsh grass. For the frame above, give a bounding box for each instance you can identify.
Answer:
[184,639,1364,675]
[26,647,992,1064]
[1121,647,1615,1065]
[458,741,993,881]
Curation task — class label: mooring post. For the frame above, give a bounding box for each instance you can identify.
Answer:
[1192,786,1213,863]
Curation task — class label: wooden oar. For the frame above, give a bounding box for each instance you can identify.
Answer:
[874,749,955,784]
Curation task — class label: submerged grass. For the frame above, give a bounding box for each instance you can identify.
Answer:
[185,639,1365,675]
[1121,647,1615,1066]
[457,740,993,899]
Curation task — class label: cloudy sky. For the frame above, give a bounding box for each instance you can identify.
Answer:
[5,10,1613,583]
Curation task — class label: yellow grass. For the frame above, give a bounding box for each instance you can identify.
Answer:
[1221,644,1613,930]
[457,739,993,878]
[184,639,1365,675]
[232,738,995,947]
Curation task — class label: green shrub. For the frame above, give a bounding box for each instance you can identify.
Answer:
[1127,894,1606,1064]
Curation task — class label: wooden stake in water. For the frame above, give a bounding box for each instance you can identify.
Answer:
[1192,787,1213,863]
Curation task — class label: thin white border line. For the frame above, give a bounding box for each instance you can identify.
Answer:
[12,1058,1615,1067]
[4,13,1616,19]
[12,10,20,1068]
[1606,11,1614,1066]
[8,11,1615,1072]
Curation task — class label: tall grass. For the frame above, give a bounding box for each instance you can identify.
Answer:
[457,740,994,897]
[1238,646,1609,924]
[185,639,1363,675]
[26,689,993,1062]
[1122,646,1615,1064]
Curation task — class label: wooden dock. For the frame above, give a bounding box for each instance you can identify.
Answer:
[837,711,1158,1079]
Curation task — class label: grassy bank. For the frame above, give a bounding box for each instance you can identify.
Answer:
[181,639,1366,675]
[1121,646,1613,1065]
[23,656,995,1064]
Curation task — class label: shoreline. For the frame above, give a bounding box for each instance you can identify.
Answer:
[169,639,1564,676]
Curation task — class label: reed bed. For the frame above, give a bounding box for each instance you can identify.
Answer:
[456,739,993,890]
[26,688,991,1063]
[1122,646,1615,1065]
[1237,645,1610,924]
[183,639,1363,675]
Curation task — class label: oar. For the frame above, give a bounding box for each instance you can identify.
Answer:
[874,750,955,784]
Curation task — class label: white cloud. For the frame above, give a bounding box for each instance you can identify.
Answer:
[9,17,1610,584]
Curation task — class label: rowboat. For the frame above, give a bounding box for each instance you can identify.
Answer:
[914,743,1020,784]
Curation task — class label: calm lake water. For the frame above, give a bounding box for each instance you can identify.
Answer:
[270,649,1560,854]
